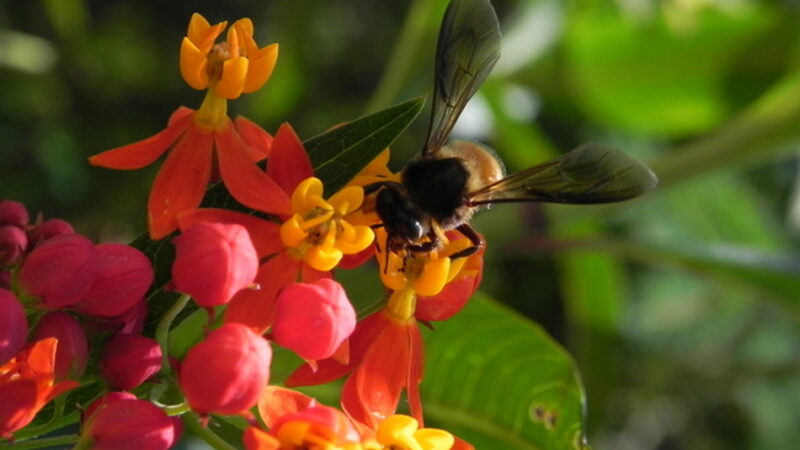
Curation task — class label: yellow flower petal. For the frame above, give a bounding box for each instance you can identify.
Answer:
[328,186,364,216]
[291,178,325,213]
[179,37,209,90]
[187,13,226,54]
[226,26,241,59]
[414,428,455,450]
[335,224,375,254]
[413,256,450,297]
[243,44,278,94]
[305,245,343,272]
[280,216,308,248]
[377,415,422,450]
[213,56,249,99]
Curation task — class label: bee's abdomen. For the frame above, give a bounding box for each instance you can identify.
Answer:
[403,157,469,220]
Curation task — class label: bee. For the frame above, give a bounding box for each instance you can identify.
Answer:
[367,0,658,259]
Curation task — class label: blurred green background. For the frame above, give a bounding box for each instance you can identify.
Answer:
[2,0,800,448]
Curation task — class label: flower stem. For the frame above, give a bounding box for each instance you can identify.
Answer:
[156,293,191,375]
[183,412,238,450]
[0,434,80,450]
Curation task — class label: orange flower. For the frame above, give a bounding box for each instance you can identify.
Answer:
[89,13,288,239]
[0,338,78,439]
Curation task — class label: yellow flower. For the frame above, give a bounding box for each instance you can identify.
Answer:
[280,177,375,271]
[376,415,454,450]
[180,13,278,100]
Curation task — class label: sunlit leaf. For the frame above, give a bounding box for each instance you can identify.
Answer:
[422,293,588,450]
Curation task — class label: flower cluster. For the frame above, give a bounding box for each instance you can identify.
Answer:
[4,10,485,450]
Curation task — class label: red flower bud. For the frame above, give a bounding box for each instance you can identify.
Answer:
[110,298,148,335]
[0,225,27,265]
[272,279,356,361]
[0,200,29,228]
[100,334,162,390]
[172,223,258,307]
[27,218,75,249]
[180,323,271,415]
[76,243,153,317]
[18,234,98,308]
[34,311,88,380]
[84,394,178,450]
[0,289,26,364]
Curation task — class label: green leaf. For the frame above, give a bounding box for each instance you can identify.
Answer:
[305,96,425,195]
[422,293,588,450]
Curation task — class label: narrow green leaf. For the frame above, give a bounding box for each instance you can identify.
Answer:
[305,96,425,195]
[423,293,588,450]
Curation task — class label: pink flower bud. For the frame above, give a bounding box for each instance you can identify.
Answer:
[84,394,177,450]
[100,334,162,390]
[76,244,153,317]
[0,225,27,265]
[110,298,148,335]
[180,323,271,415]
[27,219,74,249]
[172,223,258,307]
[272,279,356,361]
[0,289,27,364]
[84,391,137,420]
[34,312,88,380]
[0,200,29,228]
[18,234,98,308]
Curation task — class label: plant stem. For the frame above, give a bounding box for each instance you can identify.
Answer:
[183,413,237,450]
[156,293,191,374]
[0,434,80,450]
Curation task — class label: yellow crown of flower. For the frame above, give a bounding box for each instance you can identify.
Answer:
[180,13,278,99]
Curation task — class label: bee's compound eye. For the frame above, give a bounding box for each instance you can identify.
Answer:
[406,219,425,242]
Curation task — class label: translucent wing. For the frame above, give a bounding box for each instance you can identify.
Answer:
[467,143,659,205]
[423,0,502,155]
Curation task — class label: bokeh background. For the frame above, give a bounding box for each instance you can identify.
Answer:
[2,0,800,448]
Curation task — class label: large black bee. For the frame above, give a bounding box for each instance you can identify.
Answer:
[367,0,658,259]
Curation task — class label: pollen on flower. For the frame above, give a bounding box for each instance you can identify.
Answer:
[376,228,471,298]
[279,177,375,272]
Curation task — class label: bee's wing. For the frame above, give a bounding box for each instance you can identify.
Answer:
[467,143,659,205]
[423,0,502,156]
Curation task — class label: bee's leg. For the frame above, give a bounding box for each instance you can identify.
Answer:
[449,224,484,259]
[406,229,440,253]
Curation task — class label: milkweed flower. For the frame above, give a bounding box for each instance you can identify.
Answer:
[272,279,356,361]
[75,243,154,317]
[176,123,373,334]
[89,13,288,239]
[33,312,88,381]
[286,230,484,430]
[179,323,272,416]
[100,334,162,390]
[172,222,259,307]
[81,393,179,450]
[0,289,26,365]
[0,338,79,439]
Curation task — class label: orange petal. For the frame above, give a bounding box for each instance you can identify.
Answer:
[180,37,209,90]
[24,338,58,375]
[257,386,314,428]
[234,116,273,161]
[224,252,300,334]
[243,44,278,94]
[214,57,249,99]
[89,113,192,170]
[169,107,195,126]
[343,318,410,429]
[187,13,226,54]
[177,208,283,259]
[267,123,313,196]
[147,127,213,239]
[406,322,424,426]
[215,126,292,216]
